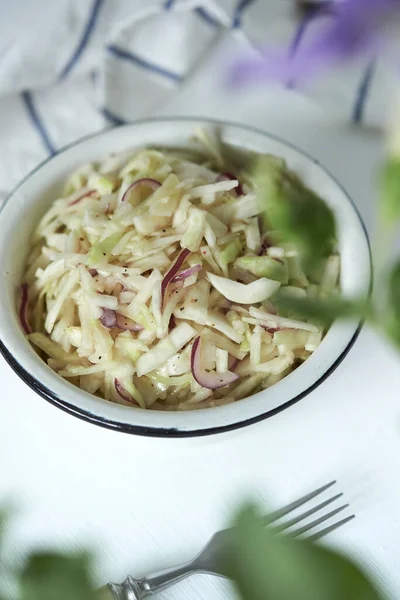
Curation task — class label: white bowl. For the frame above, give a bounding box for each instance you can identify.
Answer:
[0,118,371,437]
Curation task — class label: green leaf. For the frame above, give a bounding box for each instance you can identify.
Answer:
[379,158,400,223]
[274,293,370,326]
[20,552,95,600]
[384,311,400,348]
[388,260,400,307]
[221,506,383,600]
[384,260,400,347]
[250,156,336,267]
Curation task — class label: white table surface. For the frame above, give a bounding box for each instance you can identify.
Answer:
[2,37,400,600]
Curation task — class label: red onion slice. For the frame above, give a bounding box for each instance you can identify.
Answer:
[262,326,281,334]
[171,263,202,283]
[229,357,240,372]
[19,283,31,334]
[115,313,143,332]
[258,240,270,256]
[217,172,243,196]
[122,178,161,203]
[161,248,190,306]
[88,268,98,277]
[191,336,239,390]
[114,379,136,404]
[100,308,117,328]
[68,189,97,206]
[169,314,177,331]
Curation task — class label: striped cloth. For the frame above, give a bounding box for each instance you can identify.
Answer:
[0,0,396,202]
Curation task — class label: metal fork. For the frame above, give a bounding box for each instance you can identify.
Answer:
[105,481,354,600]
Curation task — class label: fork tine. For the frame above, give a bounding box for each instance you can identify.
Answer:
[307,514,356,543]
[264,481,337,525]
[291,504,350,538]
[273,493,344,533]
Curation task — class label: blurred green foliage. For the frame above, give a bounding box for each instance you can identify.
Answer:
[252,155,336,267]
[380,159,400,224]
[19,553,95,600]
[222,506,383,600]
[0,506,385,600]
[251,149,400,353]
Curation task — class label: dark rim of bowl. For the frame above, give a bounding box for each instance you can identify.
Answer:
[0,116,373,438]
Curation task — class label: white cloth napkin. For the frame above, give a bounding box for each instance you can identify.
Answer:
[0,0,396,202]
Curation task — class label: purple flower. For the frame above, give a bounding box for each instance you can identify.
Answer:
[230,0,400,87]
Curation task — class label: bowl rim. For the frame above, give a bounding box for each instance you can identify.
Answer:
[0,116,372,438]
[0,327,362,437]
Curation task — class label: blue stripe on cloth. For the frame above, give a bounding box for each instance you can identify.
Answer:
[60,0,104,79]
[164,0,174,8]
[194,7,220,27]
[102,108,128,126]
[289,18,311,57]
[352,60,376,124]
[287,9,327,89]
[106,44,184,83]
[232,0,255,29]
[285,17,313,89]
[21,91,56,155]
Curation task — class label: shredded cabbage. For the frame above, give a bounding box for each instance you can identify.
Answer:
[21,133,339,410]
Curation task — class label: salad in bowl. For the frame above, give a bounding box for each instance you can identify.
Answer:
[0,119,370,435]
[21,129,338,412]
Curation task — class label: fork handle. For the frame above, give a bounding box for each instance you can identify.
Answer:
[107,562,199,599]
